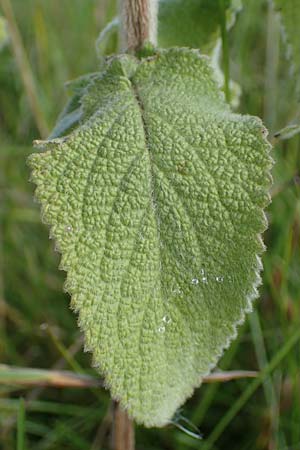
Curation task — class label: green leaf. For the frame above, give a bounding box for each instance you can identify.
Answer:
[49,74,98,139]
[274,123,300,140]
[274,0,300,84]
[95,1,242,57]
[95,1,242,107]
[28,49,272,427]
[0,16,9,50]
[158,0,242,107]
[95,17,119,58]
[158,0,242,52]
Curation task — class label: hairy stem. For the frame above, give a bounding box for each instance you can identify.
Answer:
[120,0,158,51]
[111,401,135,450]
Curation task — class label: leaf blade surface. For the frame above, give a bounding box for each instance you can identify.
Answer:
[29,49,272,427]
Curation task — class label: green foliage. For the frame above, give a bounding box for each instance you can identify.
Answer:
[49,74,98,139]
[158,0,241,51]
[95,0,242,108]
[274,0,300,86]
[96,0,243,57]
[96,17,119,59]
[1,0,300,448]
[29,48,272,426]
[0,16,8,50]
[274,123,300,140]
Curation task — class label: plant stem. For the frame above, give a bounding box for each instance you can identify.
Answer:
[263,0,280,132]
[17,398,25,450]
[0,0,49,138]
[0,364,258,389]
[120,0,158,51]
[0,364,102,388]
[111,401,134,450]
[112,3,158,445]
[218,0,230,103]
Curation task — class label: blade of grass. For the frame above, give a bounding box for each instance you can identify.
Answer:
[200,327,300,450]
[37,422,91,450]
[0,363,257,389]
[44,325,107,404]
[202,371,257,383]
[17,398,25,450]
[0,335,84,439]
[249,311,284,450]
[45,325,84,374]
[0,364,101,388]
[90,401,113,450]
[23,420,50,438]
[191,326,244,427]
[218,0,230,103]
[249,311,276,404]
[0,0,49,137]
[263,0,280,131]
[0,398,98,417]
[34,400,109,450]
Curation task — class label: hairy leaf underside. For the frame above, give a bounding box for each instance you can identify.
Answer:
[29,49,272,427]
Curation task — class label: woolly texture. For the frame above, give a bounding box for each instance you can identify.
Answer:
[120,0,158,50]
[29,49,272,427]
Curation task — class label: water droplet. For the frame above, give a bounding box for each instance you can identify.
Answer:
[66,225,72,232]
[162,315,172,324]
[201,276,208,284]
[172,287,182,295]
[158,325,165,333]
[216,276,224,283]
[191,278,199,285]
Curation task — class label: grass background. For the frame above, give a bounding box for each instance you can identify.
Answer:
[0,0,300,449]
